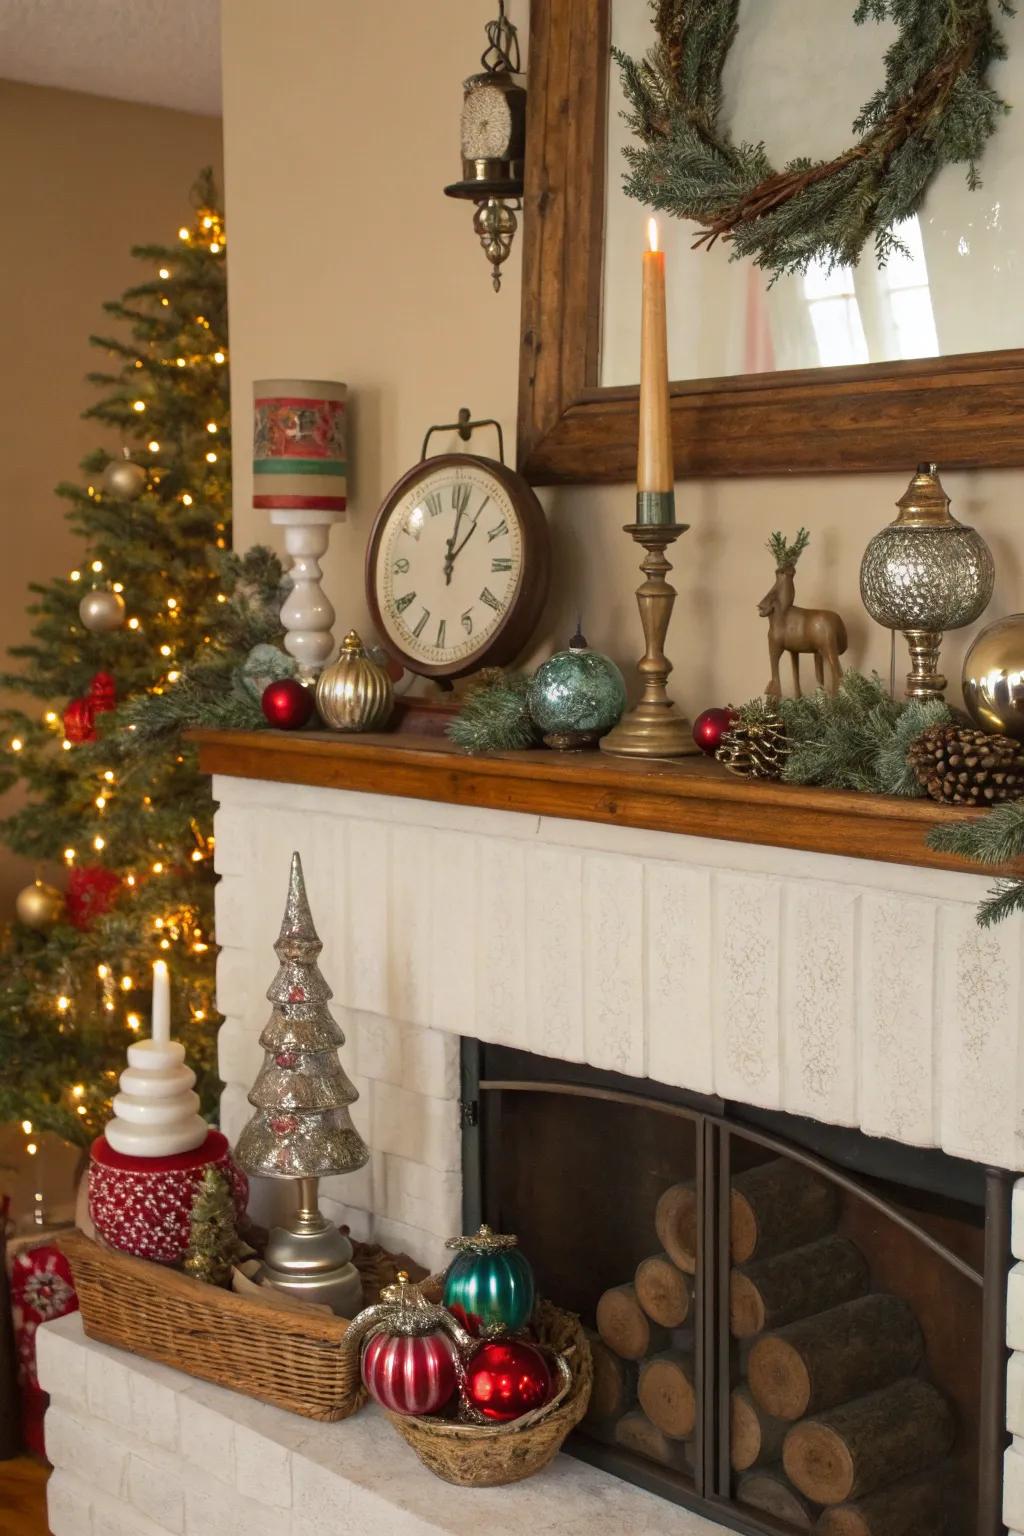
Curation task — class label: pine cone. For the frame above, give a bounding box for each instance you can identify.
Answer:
[908,723,1024,806]
[716,712,788,781]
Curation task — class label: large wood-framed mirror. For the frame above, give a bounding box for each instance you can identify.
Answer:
[517,0,1024,482]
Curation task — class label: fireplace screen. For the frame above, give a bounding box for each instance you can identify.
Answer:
[466,1044,1008,1536]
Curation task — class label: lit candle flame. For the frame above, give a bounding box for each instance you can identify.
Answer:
[647,217,659,254]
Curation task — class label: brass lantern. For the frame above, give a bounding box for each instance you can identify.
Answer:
[444,1,526,292]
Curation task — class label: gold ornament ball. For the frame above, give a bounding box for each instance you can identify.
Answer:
[962,613,1024,739]
[79,588,126,633]
[16,879,65,930]
[315,631,393,732]
[101,458,146,501]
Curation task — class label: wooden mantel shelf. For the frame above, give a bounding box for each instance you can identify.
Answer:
[190,728,1007,877]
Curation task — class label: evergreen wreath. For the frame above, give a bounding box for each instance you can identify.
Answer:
[614,0,1014,280]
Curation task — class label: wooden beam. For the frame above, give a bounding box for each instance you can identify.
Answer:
[191,729,1009,877]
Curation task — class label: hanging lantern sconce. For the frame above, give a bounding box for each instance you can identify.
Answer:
[444,1,526,293]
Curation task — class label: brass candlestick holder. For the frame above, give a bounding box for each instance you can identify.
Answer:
[600,508,698,758]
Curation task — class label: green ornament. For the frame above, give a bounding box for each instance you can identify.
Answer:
[239,643,297,701]
[442,1223,535,1336]
[527,627,626,750]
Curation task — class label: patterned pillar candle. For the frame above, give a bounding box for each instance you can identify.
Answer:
[252,379,347,512]
[254,379,348,679]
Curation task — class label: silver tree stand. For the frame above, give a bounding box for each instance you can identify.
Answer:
[234,852,369,1316]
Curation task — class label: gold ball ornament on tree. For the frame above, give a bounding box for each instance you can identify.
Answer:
[100,455,147,502]
[962,613,1024,740]
[315,631,393,732]
[79,587,126,633]
[16,879,65,930]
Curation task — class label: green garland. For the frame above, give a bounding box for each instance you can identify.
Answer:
[614,0,1013,280]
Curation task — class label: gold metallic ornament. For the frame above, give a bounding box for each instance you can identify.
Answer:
[15,879,64,930]
[79,587,126,633]
[962,613,1024,740]
[314,631,393,732]
[101,453,146,502]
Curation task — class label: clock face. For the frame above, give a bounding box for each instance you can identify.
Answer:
[367,455,549,680]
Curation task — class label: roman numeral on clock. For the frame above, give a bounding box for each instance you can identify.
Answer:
[491,557,512,573]
[395,591,415,614]
[412,608,430,638]
[450,483,471,515]
[424,491,444,519]
[436,618,446,649]
[480,587,501,612]
[487,518,508,542]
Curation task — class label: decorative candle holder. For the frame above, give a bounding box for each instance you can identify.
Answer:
[600,502,699,758]
[253,380,348,681]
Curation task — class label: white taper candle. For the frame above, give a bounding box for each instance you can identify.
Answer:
[151,959,171,1044]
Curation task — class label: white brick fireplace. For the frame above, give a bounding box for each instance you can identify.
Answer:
[45,766,1024,1535]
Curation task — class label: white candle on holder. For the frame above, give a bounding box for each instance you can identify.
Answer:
[104,958,207,1158]
[151,958,171,1044]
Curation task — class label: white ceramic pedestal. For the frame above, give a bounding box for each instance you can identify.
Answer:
[271,508,344,681]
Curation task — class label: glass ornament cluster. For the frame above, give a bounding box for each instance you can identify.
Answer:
[345,1223,563,1425]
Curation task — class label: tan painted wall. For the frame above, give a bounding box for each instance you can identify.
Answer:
[221,2,1023,728]
[0,81,222,914]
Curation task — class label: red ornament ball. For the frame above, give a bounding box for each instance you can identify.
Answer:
[89,671,117,713]
[63,695,96,744]
[692,706,738,756]
[463,1338,554,1422]
[362,1328,459,1417]
[65,865,121,930]
[261,677,314,730]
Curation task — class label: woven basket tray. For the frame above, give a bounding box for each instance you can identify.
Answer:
[386,1298,593,1487]
[62,1229,365,1421]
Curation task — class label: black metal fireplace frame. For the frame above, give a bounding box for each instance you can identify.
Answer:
[460,1040,1012,1536]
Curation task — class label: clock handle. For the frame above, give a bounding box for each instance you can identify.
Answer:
[420,408,505,466]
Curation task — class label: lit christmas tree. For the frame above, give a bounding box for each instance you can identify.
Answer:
[0,171,279,1146]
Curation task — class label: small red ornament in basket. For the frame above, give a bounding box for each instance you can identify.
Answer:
[463,1336,554,1422]
[345,1271,473,1417]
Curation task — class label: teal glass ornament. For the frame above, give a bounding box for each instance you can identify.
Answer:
[527,627,627,750]
[442,1224,534,1336]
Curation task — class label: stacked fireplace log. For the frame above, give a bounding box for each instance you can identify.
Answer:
[589,1158,957,1536]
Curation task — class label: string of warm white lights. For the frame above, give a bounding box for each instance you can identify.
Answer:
[0,183,230,1148]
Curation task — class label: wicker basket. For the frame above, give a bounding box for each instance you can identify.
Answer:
[62,1229,364,1421]
[386,1298,593,1487]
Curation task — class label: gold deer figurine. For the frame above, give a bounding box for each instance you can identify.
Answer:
[759,529,847,699]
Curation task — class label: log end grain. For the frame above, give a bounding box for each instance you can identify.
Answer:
[635,1251,691,1328]
[654,1182,699,1275]
[638,1350,697,1441]
[737,1467,817,1529]
[614,1408,692,1472]
[596,1283,667,1361]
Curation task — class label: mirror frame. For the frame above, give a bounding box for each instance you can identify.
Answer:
[517,0,1024,483]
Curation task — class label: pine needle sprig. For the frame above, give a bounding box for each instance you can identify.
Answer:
[446,672,540,754]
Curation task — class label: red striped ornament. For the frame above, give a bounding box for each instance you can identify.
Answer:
[361,1327,459,1417]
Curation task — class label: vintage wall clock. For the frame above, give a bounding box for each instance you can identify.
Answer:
[366,436,550,681]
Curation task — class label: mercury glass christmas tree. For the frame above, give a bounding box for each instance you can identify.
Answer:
[235,851,369,1314]
[0,171,247,1147]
